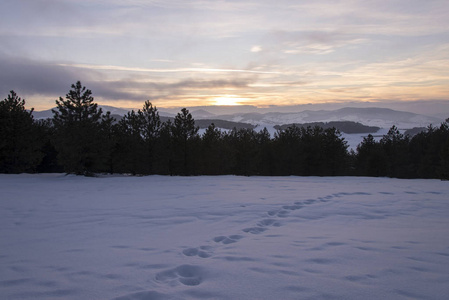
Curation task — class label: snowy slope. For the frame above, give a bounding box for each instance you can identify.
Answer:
[1,174,449,300]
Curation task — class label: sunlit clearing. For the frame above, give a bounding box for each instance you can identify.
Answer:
[213,95,245,106]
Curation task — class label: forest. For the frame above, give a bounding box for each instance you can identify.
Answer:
[1,81,448,179]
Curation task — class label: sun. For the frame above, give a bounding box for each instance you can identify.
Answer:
[213,95,245,106]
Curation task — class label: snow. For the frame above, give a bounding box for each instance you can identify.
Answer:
[1,174,449,300]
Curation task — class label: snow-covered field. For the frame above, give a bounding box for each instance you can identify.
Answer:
[1,174,449,300]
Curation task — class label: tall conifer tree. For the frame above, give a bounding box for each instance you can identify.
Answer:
[0,91,43,173]
[173,108,199,175]
[52,81,103,175]
[138,101,161,174]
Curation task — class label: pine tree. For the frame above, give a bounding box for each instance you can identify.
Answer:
[256,128,274,175]
[0,91,43,173]
[380,125,410,177]
[99,111,117,174]
[52,81,104,175]
[172,108,199,175]
[138,101,161,174]
[436,119,449,179]
[273,125,303,175]
[321,127,349,175]
[439,142,449,180]
[228,128,259,176]
[156,120,175,175]
[200,123,224,174]
[356,134,388,176]
[300,126,324,175]
[35,119,63,173]
[114,110,145,174]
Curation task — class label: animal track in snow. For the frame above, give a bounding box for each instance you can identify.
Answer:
[155,265,204,286]
[242,227,268,234]
[267,209,290,218]
[283,204,303,210]
[182,246,213,258]
[179,191,335,264]
[213,235,244,244]
[164,191,355,290]
[257,219,282,227]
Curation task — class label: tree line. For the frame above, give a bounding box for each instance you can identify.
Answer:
[1,81,448,179]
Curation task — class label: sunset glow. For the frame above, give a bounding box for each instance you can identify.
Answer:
[213,96,246,106]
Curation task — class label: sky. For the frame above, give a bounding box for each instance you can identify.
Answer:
[1,0,449,112]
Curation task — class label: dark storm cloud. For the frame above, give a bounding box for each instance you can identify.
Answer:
[0,55,84,97]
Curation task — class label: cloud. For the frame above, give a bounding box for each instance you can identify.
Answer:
[59,63,279,75]
[0,55,83,97]
[88,78,256,102]
[251,46,262,53]
[0,54,257,100]
[271,30,367,55]
[2,0,448,110]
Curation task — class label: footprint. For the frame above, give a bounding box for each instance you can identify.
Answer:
[303,199,316,205]
[182,246,212,258]
[282,205,303,210]
[352,192,371,195]
[267,208,290,218]
[257,219,281,227]
[213,235,244,244]
[155,265,204,286]
[276,210,290,218]
[331,193,345,198]
[243,227,267,234]
[111,245,130,249]
[325,242,345,247]
[267,210,278,217]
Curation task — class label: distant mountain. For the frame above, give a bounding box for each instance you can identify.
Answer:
[32,105,131,120]
[191,109,216,118]
[32,108,54,119]
[158,111,176,118]
[211,107,443,129]
[99,105,130,116]
[32,105,444,130]
[156,100,449,118]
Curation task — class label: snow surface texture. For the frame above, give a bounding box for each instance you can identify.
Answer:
[1,174,449,300]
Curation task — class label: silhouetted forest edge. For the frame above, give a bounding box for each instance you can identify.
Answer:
[274,121,379,134]
[1,82,448,179]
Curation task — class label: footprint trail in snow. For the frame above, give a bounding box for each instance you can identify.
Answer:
[155,191,371,287]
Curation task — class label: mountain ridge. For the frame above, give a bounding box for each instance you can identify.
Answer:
[208,107,443,129]
[32,105,445,130]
